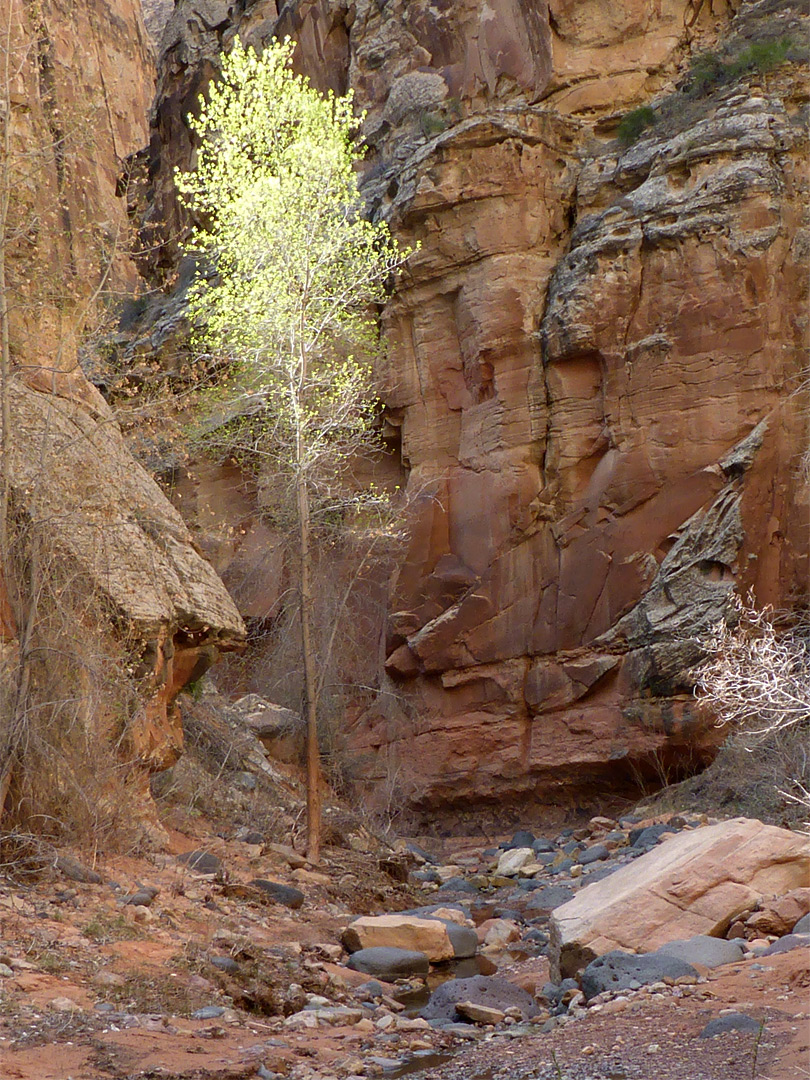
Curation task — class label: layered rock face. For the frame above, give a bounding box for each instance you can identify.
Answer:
[0,0,244,775]
[143,0,808,815]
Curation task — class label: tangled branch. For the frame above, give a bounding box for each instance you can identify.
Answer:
[695,593,810,741]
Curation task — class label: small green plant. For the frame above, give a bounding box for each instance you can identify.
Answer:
[688,36,793,96]
[419,109,447,138]
[688,51,727,95]
[617,105,657,145]
[728,37,792,77]
[82,913,142,942]
[181,676,205,701]
[32,949,69,974]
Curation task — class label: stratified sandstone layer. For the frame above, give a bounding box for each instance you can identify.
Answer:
[142,0,809,816]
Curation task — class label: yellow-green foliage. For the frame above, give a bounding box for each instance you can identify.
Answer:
[176,39,409,508]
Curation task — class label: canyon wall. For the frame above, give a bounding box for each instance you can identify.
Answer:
[0,0,244,784]
[142,0,808,818]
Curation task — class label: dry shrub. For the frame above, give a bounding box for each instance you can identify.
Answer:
[696,595,809,823]
[1,515,146,853]
[219,520,402,794]
[696,594,810,741]
[642,596,810,826]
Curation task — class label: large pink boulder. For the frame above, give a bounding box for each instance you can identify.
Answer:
[549,818,810,980]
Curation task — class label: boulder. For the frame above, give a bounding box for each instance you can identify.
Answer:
[342,915,456,962]
[525,885,576,914]
[761,933,810,957]
[580,949,697,1000]
[656,935,744,969]
[346,947,430,979]
[421,975,538,1022]
[443,921,479,959]
[549,818,810,980]
[744,889,810,937]
[231,696,304,765]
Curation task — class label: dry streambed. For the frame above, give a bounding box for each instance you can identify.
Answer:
[0,812,807,1079]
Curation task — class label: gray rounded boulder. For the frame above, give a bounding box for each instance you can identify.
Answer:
[581,949,697,1000]
[421,975,538,1022]
[346,947,430,979]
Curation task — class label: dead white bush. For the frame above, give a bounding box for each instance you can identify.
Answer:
[695,594,810,817]
[696,594,810,739]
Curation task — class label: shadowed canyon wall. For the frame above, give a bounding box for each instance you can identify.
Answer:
[141,0,807,819]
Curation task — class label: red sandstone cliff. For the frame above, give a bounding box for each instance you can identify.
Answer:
[138,0,808,817]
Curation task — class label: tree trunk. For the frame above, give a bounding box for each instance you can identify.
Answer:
[297,468,321,863]
[0,9,16,825]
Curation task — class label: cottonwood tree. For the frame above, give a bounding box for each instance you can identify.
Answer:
[176,38,409,861]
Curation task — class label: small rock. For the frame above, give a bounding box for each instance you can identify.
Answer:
[579,844,609,865]
[509,830,535,849]
[209,956,241,974]
[456,1000,505,1025]
[402,842,437,864]
[54,854,103,884]
[290,867,330,887]
[745,888,810,937]
[496,848,535,877]
[91,971,127,988]
[629,824,676,849]
[0,964,13,977]
[264,842,308,869]
[192,1005,226,1020]
[303,1005,365,1025]
[124,885,159,907]
[444,920,479,959]
[700,1013,763,1038]
[234,827,264,845]
[524,885,575,913]
[478,918,521,950]
[49,997,83,1012]
[177,850,223,875]
[438,877,479,895]
[250,879,305,909]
